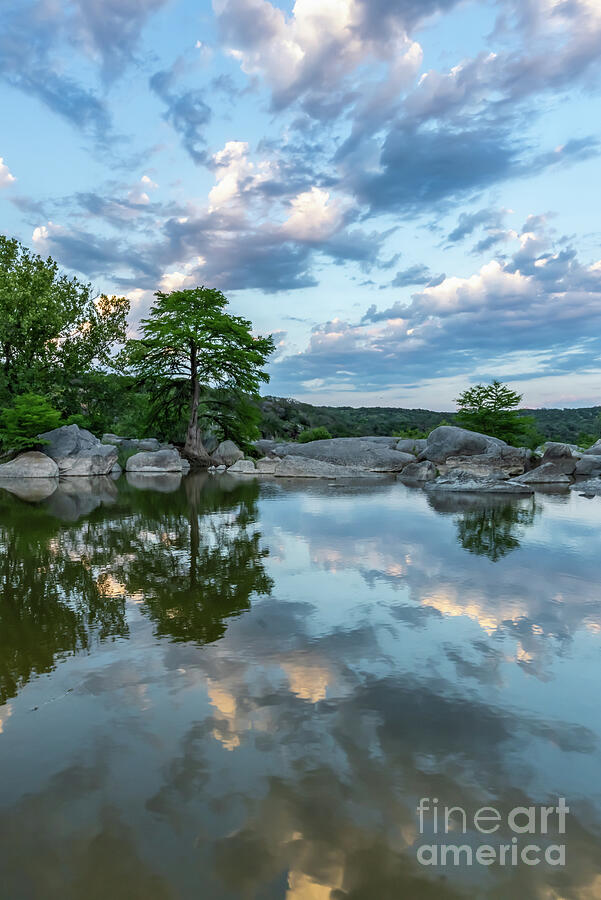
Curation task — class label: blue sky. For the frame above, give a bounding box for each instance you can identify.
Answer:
[1,0,600,409]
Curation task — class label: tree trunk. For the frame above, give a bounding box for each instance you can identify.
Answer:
[183,342,211,466]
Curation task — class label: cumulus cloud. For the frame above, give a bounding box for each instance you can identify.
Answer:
[0,157,16,188]
[213,0,423,116]
[274,216,601,400]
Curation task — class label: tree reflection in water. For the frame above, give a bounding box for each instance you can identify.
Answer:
[427,493,540,561]
[0,474,272,703]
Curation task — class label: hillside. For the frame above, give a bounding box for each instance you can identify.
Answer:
[259,397,601,445]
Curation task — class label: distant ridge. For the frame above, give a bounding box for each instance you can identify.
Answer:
[259,396,601,444]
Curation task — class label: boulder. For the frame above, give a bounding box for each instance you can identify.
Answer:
[0,451,59,478]
[575,455,601,476]
[420,426,507,464]
[426,469,534,493]
[398,460,437,482]
[540,443,577,474]
[39,424,118,476]
[126,449,183,473]
[273,456,375,479]
[102,433,126,444]
[254,439,280,457]
[180,458,191,473]
[256,457,278,474]
[440,445,532,478]
[513,463,572,484]
[211,440,244,467]
[395,438,427,455]
[356,436,400,448]
[539,441,582,455]
[228,459,256,474]
[118,438,161,454]
[273,438,414,472]
[583,439,601,456]
[571,478,601,496]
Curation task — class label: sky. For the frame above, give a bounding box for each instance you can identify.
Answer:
[1,0,600,410]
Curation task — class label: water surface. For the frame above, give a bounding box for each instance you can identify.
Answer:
[0,473,600,898]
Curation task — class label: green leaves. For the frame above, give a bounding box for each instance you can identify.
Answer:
[0,393,62,452]
[455,380,542,447]
[125,286,275,455]
[0,235,130,404]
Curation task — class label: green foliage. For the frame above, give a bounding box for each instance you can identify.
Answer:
[0,235,129,406]
[393,426,429,440]
[577,432,598,449]
[259,397,451,440]
[297,426,332,443]
[455,380,543,447]
[125,287,275,455]
[0,393,62,451]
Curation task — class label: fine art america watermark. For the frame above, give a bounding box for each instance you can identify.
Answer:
[415,797,569,867]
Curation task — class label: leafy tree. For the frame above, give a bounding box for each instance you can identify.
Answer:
[297,426,332,443]
[455,380,542,446]
[125,287,275,463]
[0,392,62,453]
[0,235,129,404]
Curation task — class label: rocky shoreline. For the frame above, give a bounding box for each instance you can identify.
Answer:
[1,423,600,498]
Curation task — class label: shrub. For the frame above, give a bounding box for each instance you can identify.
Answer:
[0,393,62,452]
[297,426,332,443]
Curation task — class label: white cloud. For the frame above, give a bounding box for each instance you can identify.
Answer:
[0,157,16,188]
[208,141,274,214]
[213,0,421,107]
[282,187,345,242]
[159,256,206,292]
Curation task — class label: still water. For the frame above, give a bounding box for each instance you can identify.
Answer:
[0,473,600,899]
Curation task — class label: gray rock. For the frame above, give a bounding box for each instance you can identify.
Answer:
[540,443,577,474]
[211,440,244,467]
[583,439,601,456]
[273,437,414,471]
[395,438,427,455]
[441,445,532,478]
[216,465,227,473]
[540,441,582,455]
[575,455,601,476]
[118,438,161,454]
[420,426,506,464]
[126,449,183,473]
[254,439,280,457]
[256,457,278,474]
[273,455,376,479]
[180,458,191,473]
[356,436,400,448]
[0,476,58,501]
[513,463,572,484]
[0,451,59,478]
[39,424,118,476]
[228,459,256,474]
[102,433,126,444]
[571,477,601,496]
[398,460,437,482]
[426,469,534,493]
